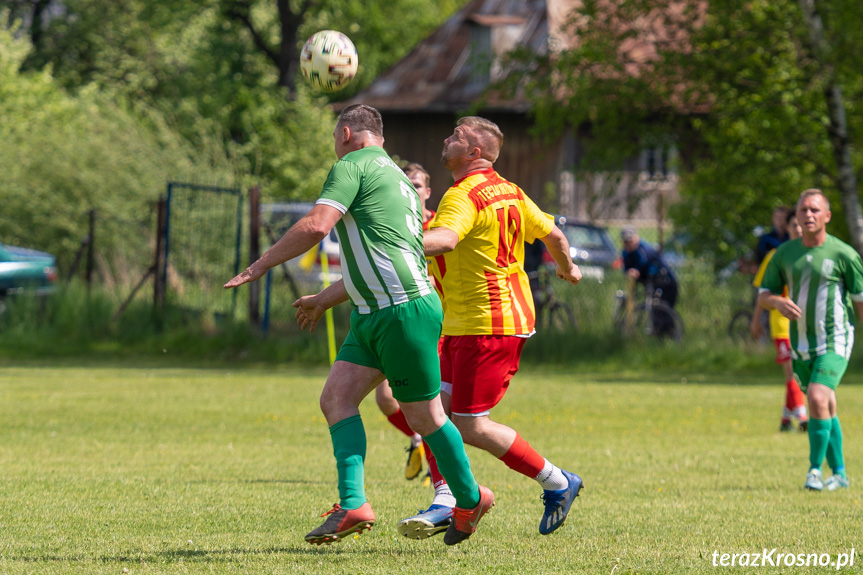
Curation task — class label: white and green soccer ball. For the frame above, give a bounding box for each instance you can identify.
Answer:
[300,30,358,93]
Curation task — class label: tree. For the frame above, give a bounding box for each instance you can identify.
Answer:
[519,0,863,266]
[7,0,469,199]
[797,0,862,251]
[220,0,313,96]
[0,18,238,274]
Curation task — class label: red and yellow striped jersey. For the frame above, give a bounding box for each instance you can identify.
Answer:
[753,248,790,339]
[429,168,554,336]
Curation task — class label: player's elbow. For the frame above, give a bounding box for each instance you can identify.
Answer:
[302,217,333,241]
[424,228,459,255]
[441,235,459,252]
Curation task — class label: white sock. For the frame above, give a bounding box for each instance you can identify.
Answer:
[793,406,808,420]
[411,433,422,448]
[534,460,568,491]
[431,484,456,508]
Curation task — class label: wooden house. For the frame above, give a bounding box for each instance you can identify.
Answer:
[339,0,686,227]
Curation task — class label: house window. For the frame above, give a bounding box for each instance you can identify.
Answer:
[467,23,493,90]
[641,146,677,178]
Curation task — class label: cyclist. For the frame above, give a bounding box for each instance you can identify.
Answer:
[620,227,678,337]
[621,227,678,307]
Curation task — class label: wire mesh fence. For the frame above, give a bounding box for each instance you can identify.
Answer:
[148,187,766,353]
[162,182,243,322]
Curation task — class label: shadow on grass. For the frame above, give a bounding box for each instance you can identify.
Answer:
[10,542,421,564]
[154,544,383,559]
[185,478,318,485]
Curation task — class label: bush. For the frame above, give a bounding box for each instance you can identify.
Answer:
[0,20,241,283]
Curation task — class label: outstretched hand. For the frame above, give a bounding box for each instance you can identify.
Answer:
[224,263,267,289]
[293,295,326,332]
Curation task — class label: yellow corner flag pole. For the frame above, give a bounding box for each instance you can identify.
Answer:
[319,244,337,365]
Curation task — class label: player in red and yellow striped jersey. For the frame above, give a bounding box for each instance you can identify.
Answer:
[375,162,438,483]
[751,209,808,432]
[428,167,551,336]
[397,117,585,540]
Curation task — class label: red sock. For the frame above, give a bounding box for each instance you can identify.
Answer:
[423,440,445,488]
[786,379,806,410]
[386,410,416,438]
[499,433,546,479]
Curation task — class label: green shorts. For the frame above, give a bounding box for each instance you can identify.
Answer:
[337,293,443,403]
[792,352,849,392]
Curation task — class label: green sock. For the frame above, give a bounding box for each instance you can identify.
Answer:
[329,415,366,510]
[423,419,480,509]
[825,416,845,477]
[807,418,832,471]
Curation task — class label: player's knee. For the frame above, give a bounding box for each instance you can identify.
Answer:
[319,392,334,418]
[452,418,482,446]
[807,385,833,414]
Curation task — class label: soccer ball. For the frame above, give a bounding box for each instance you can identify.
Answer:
[300,30,358,93]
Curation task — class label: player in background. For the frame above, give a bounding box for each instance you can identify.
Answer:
[374,162,437,482]
[225,105,493,545]
[398,116,584,540]
[750,209,808,432]
[756,206,791,265]
[759,189,863,491]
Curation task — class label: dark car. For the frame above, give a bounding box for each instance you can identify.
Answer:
[0,244,57,311]
[552,217,621,281]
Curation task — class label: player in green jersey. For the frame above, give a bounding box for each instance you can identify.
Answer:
[225,105,493,545]
[759,189,863,491]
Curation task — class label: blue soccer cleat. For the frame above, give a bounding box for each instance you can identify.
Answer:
[539,469,583,535]
[397,504,454,539]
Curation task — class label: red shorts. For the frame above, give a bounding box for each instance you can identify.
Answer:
[774,338,791,364]
[439,334,526,415]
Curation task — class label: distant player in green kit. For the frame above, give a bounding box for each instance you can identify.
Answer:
[224,104,493,544]
[759,189,863,491]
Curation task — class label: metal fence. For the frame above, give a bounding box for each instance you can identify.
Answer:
[161,182,243,321]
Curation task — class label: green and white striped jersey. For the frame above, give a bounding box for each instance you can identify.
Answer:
[316,146,433,314]
[761,235,863,360]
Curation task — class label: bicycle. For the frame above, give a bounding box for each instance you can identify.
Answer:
[528,268,577,333]
[614,278,684,342]
[727,288,770,343]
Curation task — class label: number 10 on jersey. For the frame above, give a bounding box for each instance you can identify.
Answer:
[496,204,521,267]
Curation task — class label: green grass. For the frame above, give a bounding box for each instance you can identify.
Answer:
[1,364,862,574]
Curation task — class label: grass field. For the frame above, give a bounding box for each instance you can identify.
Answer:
[1,363,862,574]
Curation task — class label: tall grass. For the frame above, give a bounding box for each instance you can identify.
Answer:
[3,268,863,376]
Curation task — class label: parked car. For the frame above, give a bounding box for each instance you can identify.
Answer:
[0,243,58,312]
[550,217,621,281]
